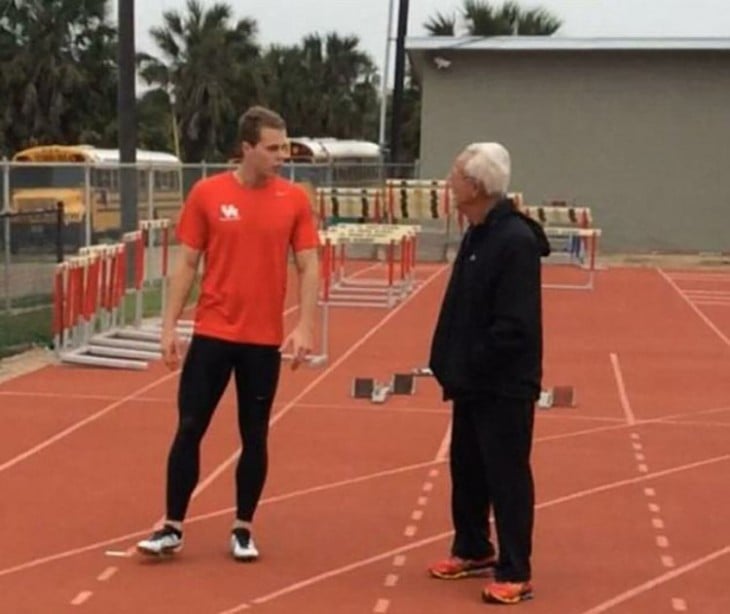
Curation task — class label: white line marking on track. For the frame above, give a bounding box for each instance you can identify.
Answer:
[373,599,390,613]
[610,353,636,425]
[579,544,730,614]
[657,268,730,347]
[97,567,117,581]
[0,370,180,474]
[70,591,93,605]
[661,555,676,568]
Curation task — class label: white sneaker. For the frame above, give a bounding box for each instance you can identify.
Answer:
[231,528,259,561]
[137,524,183,556]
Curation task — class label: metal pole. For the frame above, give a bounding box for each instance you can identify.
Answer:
[389,0,410,165]
[118,0,137,286]
[378,0,396,153]
[84,163,91,246]
[2,160,10,312]
[2,215,10,313]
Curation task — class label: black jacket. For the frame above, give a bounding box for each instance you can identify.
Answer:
[429,198,551,401]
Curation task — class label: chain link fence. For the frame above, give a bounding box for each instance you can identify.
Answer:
[0,158,421,356]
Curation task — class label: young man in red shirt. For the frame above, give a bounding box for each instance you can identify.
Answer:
[137,106,320,561]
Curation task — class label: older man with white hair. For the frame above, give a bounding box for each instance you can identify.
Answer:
[427,142,550,605]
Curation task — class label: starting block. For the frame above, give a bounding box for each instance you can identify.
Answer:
[538,386,576,409]
[351,373,416,403]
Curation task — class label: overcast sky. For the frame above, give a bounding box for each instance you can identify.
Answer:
[129,0,730,80]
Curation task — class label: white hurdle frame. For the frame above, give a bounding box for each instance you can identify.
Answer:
[542,227,603,291]
[320,223,420,308]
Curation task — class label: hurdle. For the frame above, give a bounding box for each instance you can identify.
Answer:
[385,179,451,223]
[317,186,386,227]
[53,244,156,369]
[135,218,195,339]
[318,223,420,308]
[538,226,602,290]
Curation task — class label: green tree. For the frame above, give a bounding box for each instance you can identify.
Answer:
[137,0,260,162]
[424,0,561,36]
[256,33,379,142]
[0,0,118,153]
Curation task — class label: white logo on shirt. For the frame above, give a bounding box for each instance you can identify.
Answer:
[219,204,240,220]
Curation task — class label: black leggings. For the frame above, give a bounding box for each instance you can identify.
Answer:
[165,335,281,523]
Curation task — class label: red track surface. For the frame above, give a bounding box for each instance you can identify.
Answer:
[0,263,729,613]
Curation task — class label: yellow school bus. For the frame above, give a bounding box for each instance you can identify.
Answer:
[9,144,183,251]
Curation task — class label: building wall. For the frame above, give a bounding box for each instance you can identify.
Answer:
[415,50,730,252]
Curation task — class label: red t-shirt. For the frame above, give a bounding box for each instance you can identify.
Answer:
[176,172,319,345]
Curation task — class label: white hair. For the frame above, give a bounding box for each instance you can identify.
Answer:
[461,142,511,195]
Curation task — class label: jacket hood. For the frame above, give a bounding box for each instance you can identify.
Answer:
[488,198,551,258]
[520,212,551,257]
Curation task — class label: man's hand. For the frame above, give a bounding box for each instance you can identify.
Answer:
[281,323,314,370]
[160,327,184,371]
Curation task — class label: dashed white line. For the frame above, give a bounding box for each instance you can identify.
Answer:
[638,464,649,473]
[404,525,418,537]
[70,591,93,606]
[672,597,688,611]
[652,518,665,529]
[644,487,656,497]
[97,567,118,582]
[417,496,428,506]
[374,599,390,613]
[648,503,661,513]
[656,536,670,548]
[422,482,433,492]
[661,555,676,568]
[384,574,399,587]
[393,555,406,567]
[411,510,424,521]
[428,469,439,478]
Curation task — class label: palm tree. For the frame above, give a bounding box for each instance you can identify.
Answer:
[256,33,378,141]
[424,0,561,36]
[137,0,260,162]
[0,0,117,152]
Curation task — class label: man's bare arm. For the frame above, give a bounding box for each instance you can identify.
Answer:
[162,245,202,333]
[293,247,319,332]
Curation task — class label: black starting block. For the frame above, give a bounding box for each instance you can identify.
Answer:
[537,386,576,409]
[351,373,416,404]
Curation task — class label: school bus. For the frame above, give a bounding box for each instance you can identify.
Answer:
[9,144,183,252]
[229,137,383,187]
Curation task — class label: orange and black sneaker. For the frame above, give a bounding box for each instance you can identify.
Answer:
[427,555,497,579]
[482,580,534,604]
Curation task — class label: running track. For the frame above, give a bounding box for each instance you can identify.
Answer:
[0,262,728,613]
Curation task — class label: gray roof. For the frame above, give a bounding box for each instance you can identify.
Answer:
[406,36,730,52]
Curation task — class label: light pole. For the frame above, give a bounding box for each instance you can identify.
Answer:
[118,0,137,245]
[377,0,395,158]
[389,0,410,166]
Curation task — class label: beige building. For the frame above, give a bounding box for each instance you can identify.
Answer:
[406,37,730,252]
